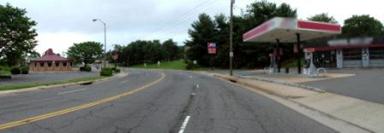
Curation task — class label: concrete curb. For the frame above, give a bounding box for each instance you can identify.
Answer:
[0,72,128,95]
[239,75,326,93]
[213,74,318,98]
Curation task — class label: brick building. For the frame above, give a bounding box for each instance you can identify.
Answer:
[29,49,72,72]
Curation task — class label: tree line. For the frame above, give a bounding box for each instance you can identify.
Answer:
[111,39,183,66]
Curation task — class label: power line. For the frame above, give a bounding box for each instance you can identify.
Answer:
[136,0,219,41]
[146,0,225,42]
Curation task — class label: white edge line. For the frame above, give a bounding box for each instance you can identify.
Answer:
[178,115,191,133]
[57,88,87,95]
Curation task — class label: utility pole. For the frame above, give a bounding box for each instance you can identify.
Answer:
[103,22,107,68]
[229,0,234,76]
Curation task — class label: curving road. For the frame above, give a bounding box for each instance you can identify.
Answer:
[0,69,336,133]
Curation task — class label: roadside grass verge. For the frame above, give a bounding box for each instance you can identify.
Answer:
[0,66,11,78]
[132,60,187,70]
[0,76,105,91]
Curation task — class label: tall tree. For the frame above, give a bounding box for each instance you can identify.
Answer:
[243,1,297,30]
[185,13,217,66]
[342,15,384,37]
[308,13,337,23]
[0,3,38,66]
[162,39,179,61]
[67,41,103,65]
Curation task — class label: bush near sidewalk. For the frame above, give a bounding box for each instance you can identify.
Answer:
[79,65,92,72]
[100,67,113,76]
[10,67,21,74]
[20,66,29,74]
[112,67,120,73]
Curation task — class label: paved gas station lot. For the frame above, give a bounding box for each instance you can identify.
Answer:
[225,68,384,104]
[303,69,384,104]
[236,69,384,104]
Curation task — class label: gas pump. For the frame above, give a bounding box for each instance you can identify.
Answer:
[304,48,318,76]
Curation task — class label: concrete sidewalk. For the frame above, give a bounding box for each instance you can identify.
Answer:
[214,73,384,133]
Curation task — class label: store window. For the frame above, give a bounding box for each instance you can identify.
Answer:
[343,48,362,60]
[369,48,384,59]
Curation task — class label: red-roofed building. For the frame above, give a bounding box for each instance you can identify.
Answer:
[29,49,72,72]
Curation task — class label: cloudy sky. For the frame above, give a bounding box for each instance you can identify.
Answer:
[1,0,383,55]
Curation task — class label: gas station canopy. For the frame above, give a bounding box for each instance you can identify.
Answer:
[243,17,341,43]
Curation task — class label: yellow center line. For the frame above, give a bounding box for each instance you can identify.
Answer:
[0,72,166,131]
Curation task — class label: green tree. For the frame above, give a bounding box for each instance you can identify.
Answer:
[243,1,297,29]
[185,13,217,66]
[308,13,337,23]
[162,39,179,61]
[67,41,103,65]
[342,15,384,37]
[0,3,38,66]
[28,51,41,58]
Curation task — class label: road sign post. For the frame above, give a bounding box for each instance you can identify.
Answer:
[208,42,217,70]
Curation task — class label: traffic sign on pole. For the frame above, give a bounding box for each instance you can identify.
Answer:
[207,42,217,54]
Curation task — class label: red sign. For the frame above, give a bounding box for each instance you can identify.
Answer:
[112,51,119,60]
[207,42,216,54]
[304,48,315,53]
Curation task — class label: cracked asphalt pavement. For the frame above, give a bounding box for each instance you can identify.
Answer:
[0,69,336,133]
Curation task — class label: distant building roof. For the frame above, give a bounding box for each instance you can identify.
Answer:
[31,48,70,62]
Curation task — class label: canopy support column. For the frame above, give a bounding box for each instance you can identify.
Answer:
[296,33,302,74]
[276,39,281,73]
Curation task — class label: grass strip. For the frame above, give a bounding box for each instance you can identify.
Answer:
[0,76,105,91]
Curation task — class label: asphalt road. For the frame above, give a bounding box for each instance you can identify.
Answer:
[0,69,336,133]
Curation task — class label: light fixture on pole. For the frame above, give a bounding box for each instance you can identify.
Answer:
[92,18,107,68]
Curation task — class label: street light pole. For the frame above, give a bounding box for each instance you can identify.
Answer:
[92,18,107,68]
[229,0,234,76]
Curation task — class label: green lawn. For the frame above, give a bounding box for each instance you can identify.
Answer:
[0,76,105,91]
[0,66,11,78]
[132,60,187,70]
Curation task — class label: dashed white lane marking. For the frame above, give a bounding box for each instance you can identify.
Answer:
[196,84,199,88]
[57,88,87,95]
[189,76,193,78]
[178,115,191,133]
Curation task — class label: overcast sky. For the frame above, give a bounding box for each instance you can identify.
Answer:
[1,0,383,55]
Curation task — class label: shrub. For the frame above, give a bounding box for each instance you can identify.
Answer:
[80,65,92,72]
[10,67,21,74]
[100,67,113,76]
[20,66,29,74]
[185,60,198,70]
[112,67,120,73]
